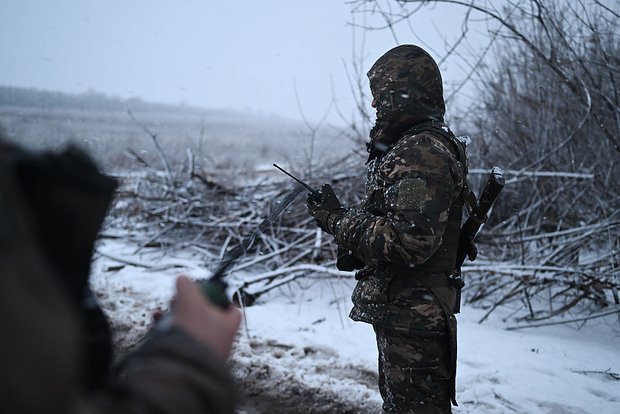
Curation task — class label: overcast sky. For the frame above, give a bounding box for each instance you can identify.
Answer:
[0,1,485,123]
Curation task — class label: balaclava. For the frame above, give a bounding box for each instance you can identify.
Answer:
[367,44,446,160]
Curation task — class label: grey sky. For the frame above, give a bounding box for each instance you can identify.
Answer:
[1,1,484,123]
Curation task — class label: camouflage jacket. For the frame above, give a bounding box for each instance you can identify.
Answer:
[331,45,466,331]
[334,127,465,330]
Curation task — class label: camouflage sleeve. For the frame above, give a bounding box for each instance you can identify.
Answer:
[334,133,463,266]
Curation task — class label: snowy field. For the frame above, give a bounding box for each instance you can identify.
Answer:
[91,236,620,414]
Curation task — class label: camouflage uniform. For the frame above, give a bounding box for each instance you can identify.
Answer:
[331,45,467,413]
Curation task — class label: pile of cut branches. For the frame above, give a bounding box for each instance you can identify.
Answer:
[461,177,619,327]
[105,150,365,305]
[105,154,619,325]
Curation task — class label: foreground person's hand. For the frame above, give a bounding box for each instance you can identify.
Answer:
[172,275,242,358]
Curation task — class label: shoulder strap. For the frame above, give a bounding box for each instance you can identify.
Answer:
[404,121,477,214]
[404,120,467,174]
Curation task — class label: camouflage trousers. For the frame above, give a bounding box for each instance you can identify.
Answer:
[373,325,452,413]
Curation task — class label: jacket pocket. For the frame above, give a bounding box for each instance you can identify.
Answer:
[352,272,394,308]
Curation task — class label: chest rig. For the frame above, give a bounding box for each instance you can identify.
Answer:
[362,120,471,278]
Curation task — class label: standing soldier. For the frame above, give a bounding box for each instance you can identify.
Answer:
[307,44,468,413]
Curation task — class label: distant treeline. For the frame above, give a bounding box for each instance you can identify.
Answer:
[0,85,209,115]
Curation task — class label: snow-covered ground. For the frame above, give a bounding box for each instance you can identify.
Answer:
[91,237,620,414]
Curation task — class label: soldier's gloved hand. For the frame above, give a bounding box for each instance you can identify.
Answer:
[307,184,345,235]
[336,246,365,271]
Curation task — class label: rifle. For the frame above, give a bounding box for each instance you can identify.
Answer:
[457,167,505,267]
[451,166,505,313]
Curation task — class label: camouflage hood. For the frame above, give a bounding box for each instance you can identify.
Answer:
[367,45,446,160]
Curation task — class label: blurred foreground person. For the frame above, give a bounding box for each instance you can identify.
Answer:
[307,45,468,413]
[0,135,241,414]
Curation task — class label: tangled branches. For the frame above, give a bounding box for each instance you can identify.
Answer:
[105,151,365,305]
[462,212,619,326]
[102,112,619,326]
[105,156,620,327]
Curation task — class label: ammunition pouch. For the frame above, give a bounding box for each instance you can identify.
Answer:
[420,271,461,407]
[447,272,465,314]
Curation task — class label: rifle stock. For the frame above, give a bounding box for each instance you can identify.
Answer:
[456,167,505,269]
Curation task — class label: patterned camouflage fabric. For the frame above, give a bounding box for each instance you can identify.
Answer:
[365,45,447,163]
[375,325,452,413]
[368,45,445,130]
[329,45,466,412]
[335,132,464,270]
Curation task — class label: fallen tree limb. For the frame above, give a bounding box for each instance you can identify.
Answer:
[506,307,620,330]
[97,250,187,271]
